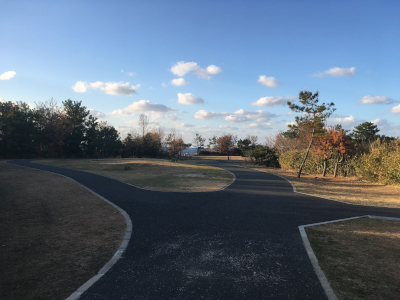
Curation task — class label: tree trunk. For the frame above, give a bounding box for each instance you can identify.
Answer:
[333,154,344,177]
[297,135,314,178]
[322,159,327,176]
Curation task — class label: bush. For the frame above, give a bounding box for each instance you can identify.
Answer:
[278,139,400,185]
[356,139,400,185]
[279,150,358,177]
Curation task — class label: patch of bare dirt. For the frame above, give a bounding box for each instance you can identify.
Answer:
[0,161,126,300]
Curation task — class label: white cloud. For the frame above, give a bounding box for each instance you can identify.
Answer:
[390,104,400,114]
[90,81,140,95]
[171,78,188,86]
[241,123,266,129]
[171,62,198,77]
[148,112,180,121]
[0,71,16,80]
[111,100,173,116]
[0,98,6,102]
[285,121,297,127]
[327,115,358,128]
[170,61,222,79]
[313,67,356,77]
[251,96,295,107]
[89,109,107,119]
[162,82,167,87]
[72,81,90,93]
[280,111,294,116]
[178,123,195,128]
[72,81,140,95]
[358,95,398,105]
[194,110,226,119]
[257,75,281,88]
[177,93,204,105]
[194,109,276,123]
[231,109,277,123]
[219,125,238,130]
[121,69,136,76]
[371,118,400,137]
[225,115,249,123]
[195,65,222,78]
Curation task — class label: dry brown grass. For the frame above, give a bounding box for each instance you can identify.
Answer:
[306,218,400,300]
[195,156,400,207]
[260,168,400,208]
[0,161,126,300]
[36,158,234,192]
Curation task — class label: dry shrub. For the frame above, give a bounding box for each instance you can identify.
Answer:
[279,150,358,177]
[356,139,400,185]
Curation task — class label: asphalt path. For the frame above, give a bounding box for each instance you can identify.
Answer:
[9,159,400,299]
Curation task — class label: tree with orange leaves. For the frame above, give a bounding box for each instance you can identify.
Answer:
[312,126,353,177]
[216,134,238,159]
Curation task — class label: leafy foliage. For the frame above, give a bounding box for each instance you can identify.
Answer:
[356,139,400,185]
[192,133,206,154]
[216,134,237,156]
[312,126,353,176]
[349,122,380,143]
[287,91,336,177]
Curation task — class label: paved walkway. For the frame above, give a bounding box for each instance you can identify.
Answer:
[9,160,400,299]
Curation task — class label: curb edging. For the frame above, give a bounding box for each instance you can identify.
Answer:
[299,215,400,300]
[5,161,132,300]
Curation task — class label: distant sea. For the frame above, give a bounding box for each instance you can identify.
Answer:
[180,148,198,155]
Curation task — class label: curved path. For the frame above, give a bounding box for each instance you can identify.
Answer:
[9,160,400,299]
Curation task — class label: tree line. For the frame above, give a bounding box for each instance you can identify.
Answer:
[2,94,398,185]
[0,99,191,159]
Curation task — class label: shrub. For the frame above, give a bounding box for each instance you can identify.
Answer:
[279,150,358,177]
[279,139,400,185]
[356,139,400,185]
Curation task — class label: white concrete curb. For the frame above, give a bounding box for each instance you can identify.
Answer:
[299,215,400,300]
[4,161,132,300]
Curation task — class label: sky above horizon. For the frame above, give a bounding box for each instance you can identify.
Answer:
[1,0,400,143]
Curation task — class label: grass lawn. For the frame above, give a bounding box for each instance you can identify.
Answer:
[0,161,126,300]
[306,217,400,300]
[36,157,234,192]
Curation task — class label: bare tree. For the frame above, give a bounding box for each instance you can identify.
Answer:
[139,113,149,138]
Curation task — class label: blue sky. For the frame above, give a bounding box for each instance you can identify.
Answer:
[1,0,399,142]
